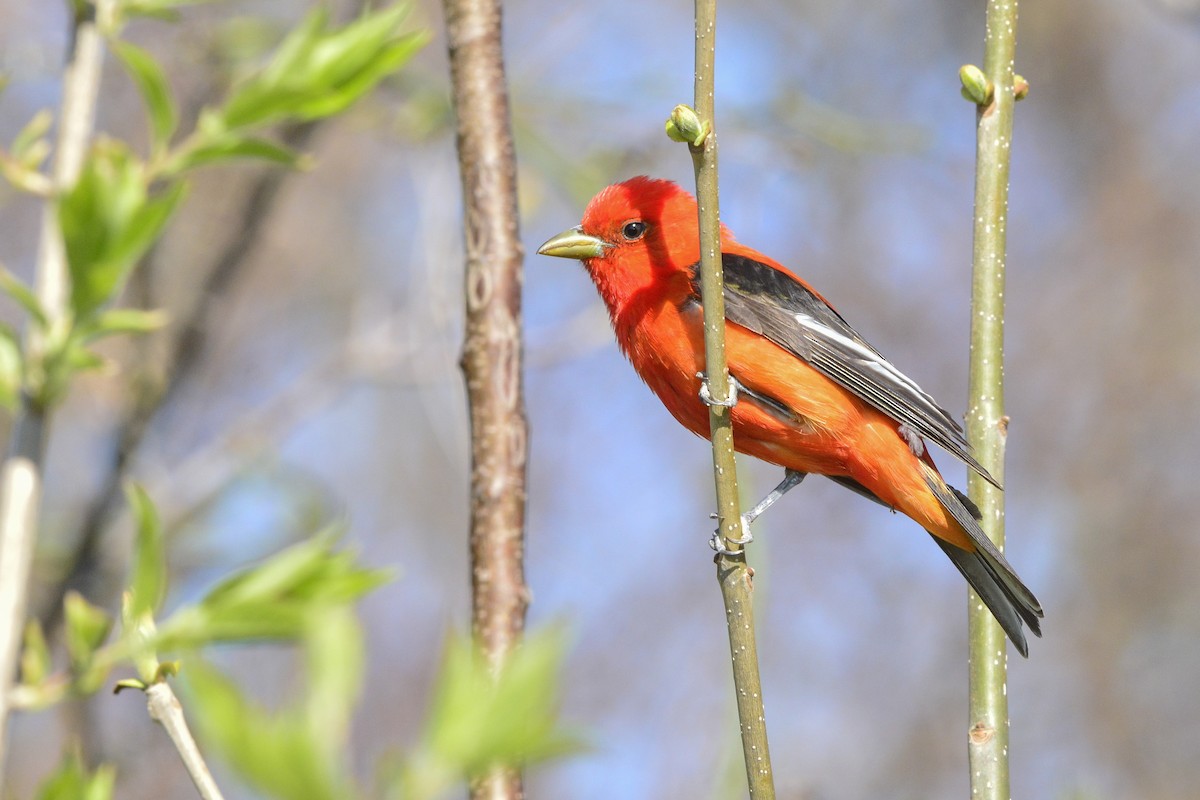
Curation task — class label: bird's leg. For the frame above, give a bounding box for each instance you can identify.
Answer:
[697,371,740,408]
[710,469,807,555]
[744,469,808,526]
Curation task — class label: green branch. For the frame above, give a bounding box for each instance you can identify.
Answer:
[963,0,1023,796]
[671,1,776,796]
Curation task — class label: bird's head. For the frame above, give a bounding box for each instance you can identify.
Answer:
[538,177,728,313]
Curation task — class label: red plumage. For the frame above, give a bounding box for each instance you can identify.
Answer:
[539,176,1042,655]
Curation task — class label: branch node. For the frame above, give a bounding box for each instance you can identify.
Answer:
[968,721,996,745]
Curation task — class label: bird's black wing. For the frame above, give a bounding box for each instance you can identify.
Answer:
[691,253,1000,488]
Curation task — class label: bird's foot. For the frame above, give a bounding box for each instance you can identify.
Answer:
[697,372,739,408]
[709,514,754,556]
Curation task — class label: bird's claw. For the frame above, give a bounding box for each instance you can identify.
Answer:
[709,515,754,556]
[697,372,739,408]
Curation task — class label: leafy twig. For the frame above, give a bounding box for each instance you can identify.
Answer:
[0,0,116,779]
[963,1,1023,796]
[37,119,323,636]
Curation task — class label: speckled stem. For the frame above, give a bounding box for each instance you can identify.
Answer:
[444,0,529,797]
[965,1,1020,798]
[688,0,776,797]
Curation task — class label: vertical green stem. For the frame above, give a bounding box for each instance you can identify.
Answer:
[966,1,1020,797]
[686,1,776,797]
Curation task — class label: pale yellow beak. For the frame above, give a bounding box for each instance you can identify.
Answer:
[536,226,608,260]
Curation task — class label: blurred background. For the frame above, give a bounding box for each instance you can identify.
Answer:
[2,0,1200,797]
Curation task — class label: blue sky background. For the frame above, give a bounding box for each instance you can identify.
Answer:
[3,0,1200,797]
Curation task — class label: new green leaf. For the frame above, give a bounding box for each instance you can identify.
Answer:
[113,41,178,149]
[0,267,49,328]
[155,533,390,649]
[163,132,303,176]
[400,628,582,797]
[34,750,115,800]
[64,592,113,672]
[12,109,53,163]
[81,308,169,341]
[125,482,167,618]
[215,5,428,131]
[59,141,187,317]
[183,659,357,800]
[20,620,50,686]
[303,608,363,755]
[0,322,22,410]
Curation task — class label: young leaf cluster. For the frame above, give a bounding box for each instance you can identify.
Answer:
[34,749,116,800]
[0,3,427,411]
[395,630,583,800]
[12,487,385,708]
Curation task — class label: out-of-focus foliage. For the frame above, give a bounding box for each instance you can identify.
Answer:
[59,140,187,317]
[396,628,582,799]
[213,5,429,130]
[155,533,389,647]
[34,750,115,800]
[181,615,364,800]
[2,3,588,798]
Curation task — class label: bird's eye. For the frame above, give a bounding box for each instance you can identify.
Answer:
[622,221,647,241]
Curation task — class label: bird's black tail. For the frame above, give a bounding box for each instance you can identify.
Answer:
[923,473,1044,657]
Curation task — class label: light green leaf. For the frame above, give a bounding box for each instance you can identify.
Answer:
[120,0,220,18]
[20,620,50,686]
[0,322,22,410]
[59,142,188,317]
[81,308,168,341]
[401,628,582,796]
[64,342,107,372]
[113,41,178,150]
[35,750,115,800]
[183,659,356,800]
[303,608,363,754]
[163,134,303,176]
[0,267,49,328]
[215,5,428,131]
[64,592,113,671]
[125,482,166,617]
[12,109,53,161]
[154,532,390,649]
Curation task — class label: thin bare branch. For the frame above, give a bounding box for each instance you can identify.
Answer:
[146,682,226,800]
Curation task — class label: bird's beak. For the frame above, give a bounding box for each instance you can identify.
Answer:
[537,226,607,260]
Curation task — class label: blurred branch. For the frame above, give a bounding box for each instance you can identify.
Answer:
[0,0,115,780]
[145,682,226,800]
[443,0,530,798]
[964,1,1021,797]
[680,1,776,798]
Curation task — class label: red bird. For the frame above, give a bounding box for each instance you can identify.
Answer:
[538,176,1042,656]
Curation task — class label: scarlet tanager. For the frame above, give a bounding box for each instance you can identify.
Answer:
[538,176,1043,656]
